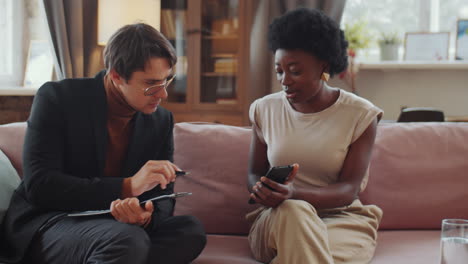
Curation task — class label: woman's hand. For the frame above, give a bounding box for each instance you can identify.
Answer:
[130,160,180,196]
[250,163,299,207]
[110,198,154,227]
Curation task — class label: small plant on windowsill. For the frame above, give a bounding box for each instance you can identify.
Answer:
[378,32,401,61]
[340,19,372,94]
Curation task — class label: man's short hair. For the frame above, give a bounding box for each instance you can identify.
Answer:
[103,23,177,80]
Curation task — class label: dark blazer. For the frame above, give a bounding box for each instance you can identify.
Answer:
[0,71,175,263]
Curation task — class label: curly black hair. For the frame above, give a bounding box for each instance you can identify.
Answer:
[268,8,348,77]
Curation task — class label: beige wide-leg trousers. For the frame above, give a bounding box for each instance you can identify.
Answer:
[247,199,382,264]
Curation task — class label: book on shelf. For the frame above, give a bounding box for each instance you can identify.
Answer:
[216,98,238,105]
[214,69,237,73]
[211,18,239,36]
[214,58,237,73]
[214,67,237,73]
[161,9,187,40]
[216,83,235,98]
[212,53,236,58]
[161,10,175,39]
[176,56,187,76]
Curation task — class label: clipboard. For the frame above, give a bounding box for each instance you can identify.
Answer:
[67,192,192,217]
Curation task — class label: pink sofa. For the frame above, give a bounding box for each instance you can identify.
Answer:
[1,121,468,264]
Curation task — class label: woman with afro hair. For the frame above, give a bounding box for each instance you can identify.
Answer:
[246,8,383,264]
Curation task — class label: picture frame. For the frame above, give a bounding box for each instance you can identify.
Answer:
[404,32,450,61]
[456,19,468,60]
[23,40,54,88]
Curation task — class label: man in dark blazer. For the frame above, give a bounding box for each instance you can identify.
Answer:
[0,23,206,264]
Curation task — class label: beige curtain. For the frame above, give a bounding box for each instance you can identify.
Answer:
[248,0,347,99]
[41,0,103,79]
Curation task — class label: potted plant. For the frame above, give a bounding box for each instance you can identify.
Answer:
[341,19,372,94]
[378,32,401,61]
[344,19,372,54]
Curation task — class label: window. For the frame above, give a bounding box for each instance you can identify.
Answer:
[341,0,468,62]
[0,0,24,86]
[0,0,51,88]
[0,0,11,74]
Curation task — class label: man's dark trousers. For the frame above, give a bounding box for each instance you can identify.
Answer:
[26,214,206,264]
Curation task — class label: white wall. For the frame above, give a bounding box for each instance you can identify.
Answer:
[329,68,468,121]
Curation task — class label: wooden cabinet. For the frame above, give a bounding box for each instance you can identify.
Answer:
[160,0,253,126]
[0,96,34,124]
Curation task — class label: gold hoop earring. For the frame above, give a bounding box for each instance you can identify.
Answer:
[321,72,330,82]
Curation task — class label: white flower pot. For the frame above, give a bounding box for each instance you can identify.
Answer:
[379,43,399,61]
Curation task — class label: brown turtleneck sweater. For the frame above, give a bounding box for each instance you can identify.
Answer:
[103,74,136,197]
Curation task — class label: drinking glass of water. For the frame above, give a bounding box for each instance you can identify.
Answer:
[440,219,468,264]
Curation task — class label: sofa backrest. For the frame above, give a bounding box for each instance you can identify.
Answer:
[173,123,258,235]
[0,122,27,178]
[2,121,468,233]
[360,122,468,230]
[174,122,468,233]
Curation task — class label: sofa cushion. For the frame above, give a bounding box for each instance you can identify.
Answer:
[0,149,21,224]
[193,235,261,264]
[372,230,441,264]
[0,122,27,178]
[173,123,259,235]
[361,123,468,229]
[194,231,441,264]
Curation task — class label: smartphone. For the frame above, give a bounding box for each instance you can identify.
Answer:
[248,165,294,204]
[264,165,294,185]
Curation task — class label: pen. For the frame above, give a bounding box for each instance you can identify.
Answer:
[176,171,189,176]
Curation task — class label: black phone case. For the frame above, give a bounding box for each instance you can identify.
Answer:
[248,165,294,204]
[265,165,294,184]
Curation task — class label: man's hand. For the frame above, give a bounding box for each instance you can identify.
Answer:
[130,160,180,196]
[110,198,154,227]
[249,163,299,207]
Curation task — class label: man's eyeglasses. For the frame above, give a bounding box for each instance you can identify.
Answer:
[143,75,176,96]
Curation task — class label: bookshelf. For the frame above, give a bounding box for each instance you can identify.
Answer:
[160,0,188,105]
[160,0,254,126]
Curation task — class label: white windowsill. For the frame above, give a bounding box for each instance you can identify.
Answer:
[359,61,468,70]
[0,87,38,96]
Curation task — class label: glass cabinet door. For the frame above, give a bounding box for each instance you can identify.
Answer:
[160,0,188,104]
[199,0,239,105]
